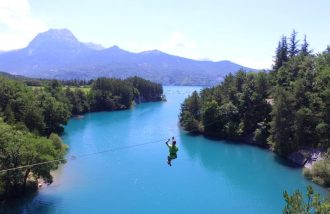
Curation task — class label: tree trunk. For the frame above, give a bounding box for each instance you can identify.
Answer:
[22,168,30,194]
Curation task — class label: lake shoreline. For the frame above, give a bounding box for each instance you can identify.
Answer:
[182,126,330,189]
[2,86,327,213]
[0,96,166,202]
[184,128,324,169]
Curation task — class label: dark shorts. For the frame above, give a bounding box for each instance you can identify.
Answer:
[168,154,177,160]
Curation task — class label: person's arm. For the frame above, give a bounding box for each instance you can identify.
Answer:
[165,139,170,147]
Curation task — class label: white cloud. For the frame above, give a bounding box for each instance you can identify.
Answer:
[0,0,47,50]
[156,32,204,59]
[159,32,196,50]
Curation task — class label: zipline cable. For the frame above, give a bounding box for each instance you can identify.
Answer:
[0,110,221,173]
[0,138,168,173]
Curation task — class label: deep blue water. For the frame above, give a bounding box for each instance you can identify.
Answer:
[3,86,326,214]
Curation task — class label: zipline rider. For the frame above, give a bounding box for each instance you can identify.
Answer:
[166,137,178,166]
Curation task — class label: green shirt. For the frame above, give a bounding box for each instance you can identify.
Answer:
[168,144,178,156]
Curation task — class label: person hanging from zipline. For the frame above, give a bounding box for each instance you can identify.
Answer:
[165,137,178,166]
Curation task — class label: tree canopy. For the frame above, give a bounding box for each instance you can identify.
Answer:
[0,75,163,198]
[0,119,67,197]
[180,30,330,169]
[283,186,330,213]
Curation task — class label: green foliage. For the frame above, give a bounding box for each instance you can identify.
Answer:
[270,43,330,154]
[202,100,221,136]
[90,78,133,110]
[179,31,330,158]
[289,29,299,58]
[0,119,66,197]
[301,35,311,56]
[180,111,201,132]
[90,77,162,111]
[283,186,330,213]
[180,70,271,142]
[269,87,295,154]
[0,75,163,198]
[3,105,15,124]
[126,76,163,102]
[274,36,289,71]
[304,151,330,187]
[0,76,163,135]
[65,87,90,115]
[254,121,269,143]
[49,133,68,151]
[0,76,47,135]
[38,93,71,135]
[179,91,202,132]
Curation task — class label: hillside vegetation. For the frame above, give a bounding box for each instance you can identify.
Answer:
[0,75,163,198]
[180,31,330,185]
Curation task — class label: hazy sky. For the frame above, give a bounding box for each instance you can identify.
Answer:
[0,0,329,68]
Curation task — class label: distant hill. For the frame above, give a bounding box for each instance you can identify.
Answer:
[0,29,258,86]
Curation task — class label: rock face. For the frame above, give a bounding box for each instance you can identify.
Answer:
[288,150,309,166]
[287,148,324,166]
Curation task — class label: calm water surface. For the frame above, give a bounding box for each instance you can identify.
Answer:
[3,86,326,214]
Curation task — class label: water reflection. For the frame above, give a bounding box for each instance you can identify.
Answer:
[0,192,63,214]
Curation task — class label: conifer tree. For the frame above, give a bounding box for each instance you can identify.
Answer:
[289,29,299,58]
[300,35,311,56]
[273,36,289,71]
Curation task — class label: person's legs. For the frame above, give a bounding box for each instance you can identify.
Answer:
[167,156,172,166]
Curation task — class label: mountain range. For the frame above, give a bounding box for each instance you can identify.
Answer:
[0,29,258,86]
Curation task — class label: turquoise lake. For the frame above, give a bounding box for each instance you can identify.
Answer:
[3,86,326,214]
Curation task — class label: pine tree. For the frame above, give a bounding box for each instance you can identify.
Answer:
[273,36,289,71]
[289,29,299,58]
[189,91,201,119]
[300,35,311,56]
[273,41,283,71]
[269,88,295,155]
[281,36,289,62]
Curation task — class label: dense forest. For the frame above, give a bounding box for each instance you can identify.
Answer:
[0,75,163,198]
[180,31,330,186]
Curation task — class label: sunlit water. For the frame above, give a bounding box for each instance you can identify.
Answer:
[2,86,326,214]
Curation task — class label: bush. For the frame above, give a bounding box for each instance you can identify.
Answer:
[304,157,330,187]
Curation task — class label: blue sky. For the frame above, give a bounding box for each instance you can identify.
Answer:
[0,0,329,68]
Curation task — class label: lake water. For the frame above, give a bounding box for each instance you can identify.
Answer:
[3,86,326,214]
